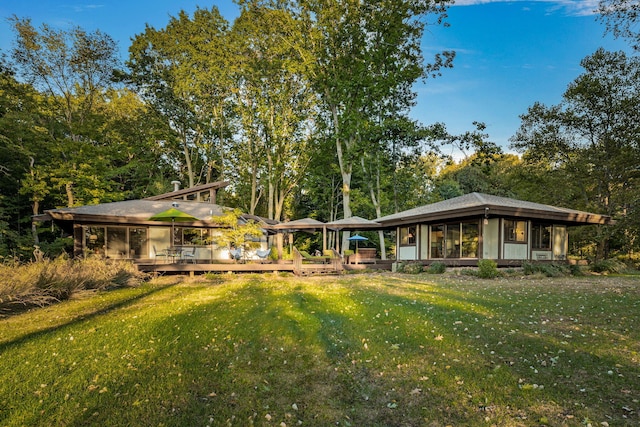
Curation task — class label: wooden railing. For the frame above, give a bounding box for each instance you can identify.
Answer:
[293,247,303,275]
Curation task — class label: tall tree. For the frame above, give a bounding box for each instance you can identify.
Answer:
[598,0,640,51]
[9,17,122,208]
[127,7,232,188]
[511,49,640,259]
[300,0,454,250]
[229,4,317,220]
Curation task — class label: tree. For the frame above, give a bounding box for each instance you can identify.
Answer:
[209,208,264,253]
[511,49,640,259]
[301,0,454,250]
[598,0,640,51]
[229,4,317,221]
[127,7,232,188]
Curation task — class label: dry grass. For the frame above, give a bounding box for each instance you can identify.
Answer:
[0,256,148,314]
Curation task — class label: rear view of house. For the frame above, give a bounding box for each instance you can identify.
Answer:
[377,193,612,266]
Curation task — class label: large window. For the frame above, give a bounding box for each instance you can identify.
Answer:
[531,223,552,250]
[504,220,527,243]
[461,222,479,258]
[430,221,479,258]
[430,225,444,258]
[400,226,416,246]
[174,228,211,246]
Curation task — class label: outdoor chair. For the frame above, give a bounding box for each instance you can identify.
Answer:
[181,246,196,263]
[256,248,271,262]
[153,245,168,264]
[299,250,329,263]
[230,248,242,261]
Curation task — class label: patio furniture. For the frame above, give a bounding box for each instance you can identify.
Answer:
[181,246,196,263]
[166,247,182,263]
[299,250,329,264]
[230,248,242,261]
[153,245,168,264]
[256,248,271,262]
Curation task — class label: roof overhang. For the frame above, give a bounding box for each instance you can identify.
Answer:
[378,204,613,227]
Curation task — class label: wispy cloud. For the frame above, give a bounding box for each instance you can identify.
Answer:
[452,0,599,16]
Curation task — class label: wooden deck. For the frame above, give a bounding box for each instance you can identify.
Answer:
[137,260,393,276]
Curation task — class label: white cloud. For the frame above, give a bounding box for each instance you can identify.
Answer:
[451,0,599,16]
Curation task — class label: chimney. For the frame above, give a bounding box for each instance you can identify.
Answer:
[171,180,181,192]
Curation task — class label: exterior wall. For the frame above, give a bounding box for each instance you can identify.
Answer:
[419,225,429,260]
[398,245,417,260]
[396,218,569,264]
[553,225,567,260]
[482,218,499,260]
[504,243,528,259]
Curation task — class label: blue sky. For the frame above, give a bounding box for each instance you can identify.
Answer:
[0,0,632,155]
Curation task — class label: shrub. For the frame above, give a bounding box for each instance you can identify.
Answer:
[396,262,423,274]
[0,257,147,314]
[426,261,446,274]
[590,258,627,274]
[477,259,499,279]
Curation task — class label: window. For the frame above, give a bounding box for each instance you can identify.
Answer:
[504,220,527,243]
[532,223,552,250]
[85,226,105,256]
[461,222,479,258]
[430,225,444,258]
[430,222,480,259]
[400,226,416,246]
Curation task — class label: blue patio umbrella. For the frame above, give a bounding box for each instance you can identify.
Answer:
[348,234,368,253]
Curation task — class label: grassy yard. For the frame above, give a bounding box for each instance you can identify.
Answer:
[0,272,638,426]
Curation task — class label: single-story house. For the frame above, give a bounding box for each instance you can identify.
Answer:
[376,192,613,265]
[39,181,274,262]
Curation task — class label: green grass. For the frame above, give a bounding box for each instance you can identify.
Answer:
[1,273,639,426]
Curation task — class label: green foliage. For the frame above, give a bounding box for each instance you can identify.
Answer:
[210,208,264,251]
[425,261,446,274]
[590,258,628,274]
[397,261,423,274]
[477,259,499,279]
[522,261,584,277]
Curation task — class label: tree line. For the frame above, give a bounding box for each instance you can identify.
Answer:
[0,0,638,262]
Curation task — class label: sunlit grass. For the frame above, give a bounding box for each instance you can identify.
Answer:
[0,273,638,426]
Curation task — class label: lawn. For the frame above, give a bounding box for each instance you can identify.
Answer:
[0,272,638,426]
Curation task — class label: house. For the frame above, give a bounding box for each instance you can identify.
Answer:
[40,181,273,262]
[376,192,613,266]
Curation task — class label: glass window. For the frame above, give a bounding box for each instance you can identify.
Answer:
[430,225,444,258]
[106,227,127,258]
[461,222,479,258]
[504,220,527,243]
[85,226,105,256]
[129,227,148,258]
[446,224,461,258]
[400,226,416,246]
[182,228,202,245]
[532,223,552,249]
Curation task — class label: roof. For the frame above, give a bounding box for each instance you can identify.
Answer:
[144,180,229,201]
[376,192,613,227]
[43,199,269,228]
[325,216,381,230]
[271,217,326,230]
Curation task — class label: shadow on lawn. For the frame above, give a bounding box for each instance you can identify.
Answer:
[7,275,637,426]
[0,281,179,352]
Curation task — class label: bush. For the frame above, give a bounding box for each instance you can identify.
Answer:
[590,258,627,274]
[522,261,576,277]
[477,259,499,279]
[426,261,446,274]
[0,257,148,314]
[396,262,423,274]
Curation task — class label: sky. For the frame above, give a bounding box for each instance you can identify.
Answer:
[0,0,633,156]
